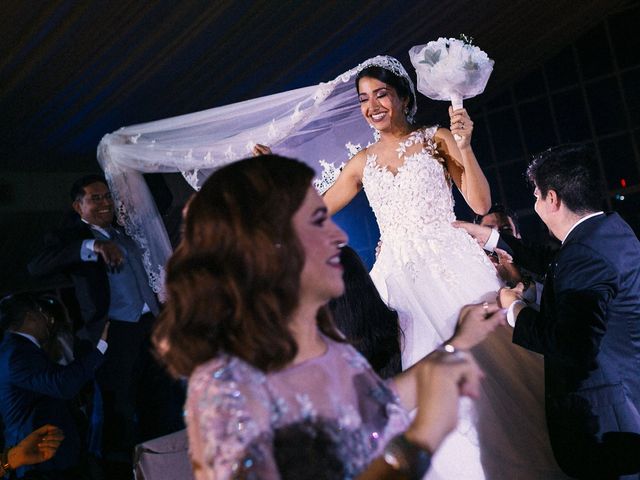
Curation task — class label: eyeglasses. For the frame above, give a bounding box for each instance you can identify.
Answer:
[84,192,113,203]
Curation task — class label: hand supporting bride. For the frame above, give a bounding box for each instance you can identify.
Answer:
[252,143,272,156]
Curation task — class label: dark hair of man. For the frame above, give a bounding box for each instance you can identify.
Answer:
[36,295,70,330]
[0,292,40,337]
[474,203,520,235]
[70,174,109,202]
[356,66,415,116]
[526,144,602,214]
[153,155,344,377]
[328,246,402,379]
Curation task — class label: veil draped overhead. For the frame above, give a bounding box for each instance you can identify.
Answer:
[97,56,408,295]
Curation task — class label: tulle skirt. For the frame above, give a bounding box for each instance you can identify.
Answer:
[370,237,570,479]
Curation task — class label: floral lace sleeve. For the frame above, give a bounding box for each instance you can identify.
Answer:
[186,356,280,480]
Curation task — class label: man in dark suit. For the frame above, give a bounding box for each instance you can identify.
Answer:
[28,175,183,478]
[0,293,106,479]
[456,145,640,479]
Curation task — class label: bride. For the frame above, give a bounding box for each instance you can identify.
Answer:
[265,55,569,479]
[322,56,495,370]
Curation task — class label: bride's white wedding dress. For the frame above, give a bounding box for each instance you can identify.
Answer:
[363,126,569,479]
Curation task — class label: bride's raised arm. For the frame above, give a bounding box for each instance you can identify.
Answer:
[435,107,491,215]
[322,150,367,215]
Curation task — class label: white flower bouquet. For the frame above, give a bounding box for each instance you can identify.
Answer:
[408,35,494,110]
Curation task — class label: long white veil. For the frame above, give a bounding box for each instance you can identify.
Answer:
[97,57,402,296]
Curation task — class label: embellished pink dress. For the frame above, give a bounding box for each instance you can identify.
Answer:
[185,337,410,479]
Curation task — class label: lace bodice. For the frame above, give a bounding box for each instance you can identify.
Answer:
[363,126,455,243]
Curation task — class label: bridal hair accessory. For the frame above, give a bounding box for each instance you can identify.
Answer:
[356,55,418,123]
[408,35,494,112]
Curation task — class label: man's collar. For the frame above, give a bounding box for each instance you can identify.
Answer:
[81,218,113,238]
[10,331,41,349]
[561,211,604,244]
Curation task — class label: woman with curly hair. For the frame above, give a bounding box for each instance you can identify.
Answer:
[153,154,498,479]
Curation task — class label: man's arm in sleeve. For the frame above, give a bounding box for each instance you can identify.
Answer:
[512,243,615,367]
[498,233,559,277]
[28,230,95,277]
[9,346,105,400]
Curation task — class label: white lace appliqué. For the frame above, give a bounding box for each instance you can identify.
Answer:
[313,160,345,195]
[362,126,493,288]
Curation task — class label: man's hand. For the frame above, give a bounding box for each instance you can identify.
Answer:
[452,221,492,248]
[252,144,272,156]
[100,321,110,342]
[494,248,523,285]
[8,425,65,468]
[498,282,525,309]
[93,240,124,272]
[449,302,507,350]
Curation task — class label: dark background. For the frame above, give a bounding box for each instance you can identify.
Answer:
[2,0,639,295]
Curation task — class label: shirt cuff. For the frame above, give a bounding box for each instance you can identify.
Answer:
[484,228,500,252]
[97,339,108,354]
[506,300,527,327]
[81,239,98,262]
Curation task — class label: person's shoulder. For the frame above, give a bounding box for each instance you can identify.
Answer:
[0,335,16,357]
[556,240,617,285]
[604,212,639,237]
[187,355,272,426]
[1,333,32,350]
[188,355,264,396]
[431,125,449,139]
[0,335,41,367]
[569,213,628,245]
[431,126,455,152]
[583,213,640,262]
[348,148,368,166]
[340,149,367,179]
[46,215,91,240]
[421,125,440,135]
[324,337,377,372]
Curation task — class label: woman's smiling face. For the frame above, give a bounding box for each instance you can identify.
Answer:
[292,186,347,305]
[357,76,408,132]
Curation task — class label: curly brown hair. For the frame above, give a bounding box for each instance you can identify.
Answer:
[154,155,344,377]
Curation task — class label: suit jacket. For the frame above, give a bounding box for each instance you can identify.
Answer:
[500,212,640,478]
[28,217,160,343]
[0,333,104,476]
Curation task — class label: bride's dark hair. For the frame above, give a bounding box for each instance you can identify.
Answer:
[153,155,344,377]
[356,66,415,115]
[328,246,402,378]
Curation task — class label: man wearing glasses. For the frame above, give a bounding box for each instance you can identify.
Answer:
[28,175,183,479]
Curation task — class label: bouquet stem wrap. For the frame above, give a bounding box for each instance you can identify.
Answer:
[409,37,494,115]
